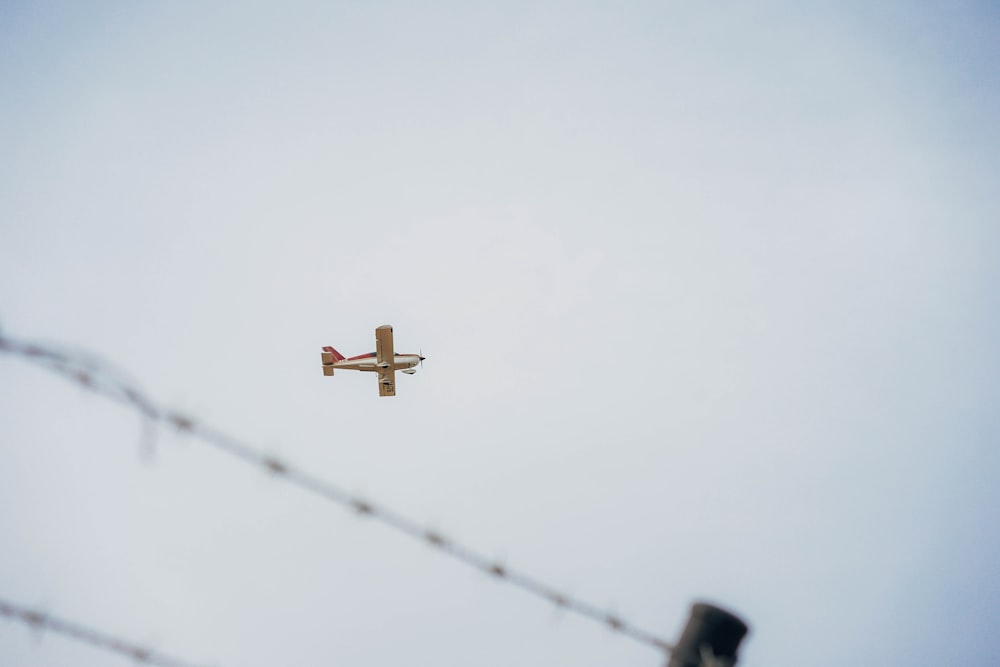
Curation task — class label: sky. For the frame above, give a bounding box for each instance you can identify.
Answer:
[1,1,999,665]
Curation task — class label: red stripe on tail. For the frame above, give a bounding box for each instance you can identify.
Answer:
[322,346,345,362]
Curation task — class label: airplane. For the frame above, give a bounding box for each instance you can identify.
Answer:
[320,325,424,397]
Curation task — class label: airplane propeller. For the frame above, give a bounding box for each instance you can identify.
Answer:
[419,349,425,368]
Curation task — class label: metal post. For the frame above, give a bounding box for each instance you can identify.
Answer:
[667,602,749,667]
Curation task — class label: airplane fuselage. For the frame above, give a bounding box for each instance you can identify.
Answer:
[330,352,422,373]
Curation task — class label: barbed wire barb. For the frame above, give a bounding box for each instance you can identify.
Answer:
[0,597,213,667]
[0,332,675,657]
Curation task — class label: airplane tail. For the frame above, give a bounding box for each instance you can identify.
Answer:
[322,345,345,363]
[321,345,345,377]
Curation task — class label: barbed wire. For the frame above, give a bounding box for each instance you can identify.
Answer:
[0,596,213,667]
[0,333,675,657]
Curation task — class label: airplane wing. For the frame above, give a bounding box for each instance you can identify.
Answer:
[378,369,396,397]
[375,325,394,368]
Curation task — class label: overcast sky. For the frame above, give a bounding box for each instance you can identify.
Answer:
[2,2,999,666]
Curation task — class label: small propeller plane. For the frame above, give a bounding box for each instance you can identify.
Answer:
[320,325,424,397]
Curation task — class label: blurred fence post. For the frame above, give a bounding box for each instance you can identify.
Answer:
[666,602,749,667]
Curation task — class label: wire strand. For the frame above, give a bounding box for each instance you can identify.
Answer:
[0,597,213,667]
[0,333,675,656]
